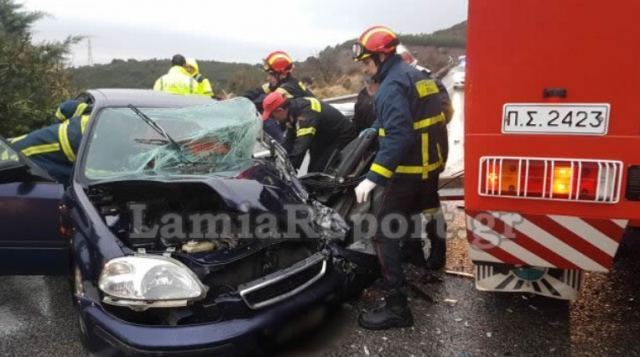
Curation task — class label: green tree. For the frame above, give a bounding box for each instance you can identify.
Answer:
[0,0,79,137]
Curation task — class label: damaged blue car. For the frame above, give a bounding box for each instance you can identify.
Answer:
[0,89,383,355]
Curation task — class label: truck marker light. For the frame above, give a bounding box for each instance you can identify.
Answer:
[479,156,622,203]
[552,165,573,197]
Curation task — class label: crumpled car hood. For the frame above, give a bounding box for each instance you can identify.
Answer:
[88,157,348,248]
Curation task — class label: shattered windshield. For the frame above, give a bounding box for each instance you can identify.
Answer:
[83,98,262,180]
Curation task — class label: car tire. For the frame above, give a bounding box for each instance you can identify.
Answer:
[71,263,99,356]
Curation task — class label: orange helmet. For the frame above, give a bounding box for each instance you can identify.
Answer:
[353,26,399,61]
[263,51,294,74]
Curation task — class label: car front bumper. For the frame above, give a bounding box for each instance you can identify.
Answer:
[78,267,347,356]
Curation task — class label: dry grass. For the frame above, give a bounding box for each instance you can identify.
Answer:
[311,74,363,99]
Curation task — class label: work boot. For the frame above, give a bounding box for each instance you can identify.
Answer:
[401,238,428,267]
[358,292,414,330]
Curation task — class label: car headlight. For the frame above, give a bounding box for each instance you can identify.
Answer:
[99,255,207,310]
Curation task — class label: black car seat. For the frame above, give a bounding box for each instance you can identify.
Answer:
[323,128,377,179]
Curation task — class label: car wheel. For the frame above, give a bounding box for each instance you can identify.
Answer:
[72,264,99,356]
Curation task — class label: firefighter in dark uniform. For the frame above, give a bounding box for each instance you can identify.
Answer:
[353,46,452,272]
[352,26,449,330]
[242,50,314,108]
[397,43,454,126]
[242,51,315,142]
[395,43,452,271]
[261,91,355,173]
[352,76,379,134]
[10,111,91,185]
[2,100,89,162]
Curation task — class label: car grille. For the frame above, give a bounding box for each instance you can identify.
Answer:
[238,253,327,309]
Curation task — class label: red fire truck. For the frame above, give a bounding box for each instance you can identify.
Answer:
[464,0,640,299]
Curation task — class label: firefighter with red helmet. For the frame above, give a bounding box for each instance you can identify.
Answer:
[353,26,449,330]
[242,51,314,110]
[242,51,315,142]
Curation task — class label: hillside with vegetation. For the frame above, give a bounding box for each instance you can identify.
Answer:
[295,22,466,97]
[70,21,467,98]
[71,59,265,97]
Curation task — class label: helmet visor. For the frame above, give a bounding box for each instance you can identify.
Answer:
[352,42,371,61]
[262,61,271,72]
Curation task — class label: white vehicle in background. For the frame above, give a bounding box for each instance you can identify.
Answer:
[329,102,355,119]
[452,55,466,90]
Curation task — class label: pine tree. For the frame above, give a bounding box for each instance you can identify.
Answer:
[0,0,80,137]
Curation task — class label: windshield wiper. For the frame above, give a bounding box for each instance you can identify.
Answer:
[134,138,170,145]
[128,105,181,149]
[127,105,194,163]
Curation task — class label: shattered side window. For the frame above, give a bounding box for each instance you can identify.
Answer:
[0,138,20,165]
[83,98,262,180]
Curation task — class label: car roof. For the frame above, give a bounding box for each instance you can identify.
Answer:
[86,89,214,108]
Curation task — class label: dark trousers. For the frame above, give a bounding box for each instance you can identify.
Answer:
[371,175,441,293]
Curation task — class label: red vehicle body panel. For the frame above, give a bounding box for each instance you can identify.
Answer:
[464,0,640,271]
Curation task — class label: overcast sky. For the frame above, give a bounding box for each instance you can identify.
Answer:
[20,0,468,67]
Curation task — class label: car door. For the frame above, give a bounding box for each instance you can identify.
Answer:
[0,136,68,275]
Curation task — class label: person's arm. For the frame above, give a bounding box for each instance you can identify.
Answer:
[153,77,162,91]
[278,79,305,99]
[274,87,293,99]
[241,83,271,101]
[288,114,319,169]
[282,122,296,152]
[366,85,414,186]
[353,88,375,133]
[201,78,214,97]
[263,119,284,143]
[241,83,272,111]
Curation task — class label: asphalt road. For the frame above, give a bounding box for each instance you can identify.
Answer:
[0,275,86,356]
[278,211,640,356]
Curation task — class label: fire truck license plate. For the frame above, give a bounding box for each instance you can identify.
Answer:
[502,103,610,135]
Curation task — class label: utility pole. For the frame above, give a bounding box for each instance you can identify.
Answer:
[87,37,94,66]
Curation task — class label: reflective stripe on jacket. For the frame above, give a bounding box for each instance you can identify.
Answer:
[282,97,355,170]
[367,54,448,185]
[56,101,89,122]
[10,114,91,183]
[153,66,198,95]
[241,75,315,111]
[194,74,215,97]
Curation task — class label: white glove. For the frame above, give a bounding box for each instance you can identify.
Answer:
[354,178,377,204]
